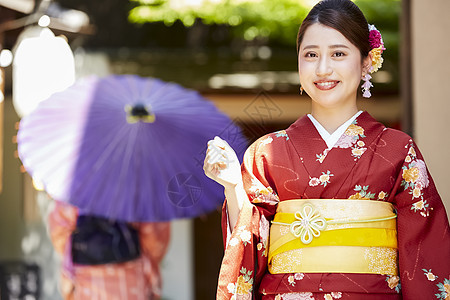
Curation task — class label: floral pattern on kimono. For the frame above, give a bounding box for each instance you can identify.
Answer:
[434,277,450,299]
[400,143,432,216]
[335,121,367,161]
[216,111,450,300]
[316,120,367,163]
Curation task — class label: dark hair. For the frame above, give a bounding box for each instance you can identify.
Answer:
[296,0,370,58]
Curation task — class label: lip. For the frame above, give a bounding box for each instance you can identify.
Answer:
[314,80,340,91]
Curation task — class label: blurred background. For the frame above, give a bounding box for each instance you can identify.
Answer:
[0,0,448,299]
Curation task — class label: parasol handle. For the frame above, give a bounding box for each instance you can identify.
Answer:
[125,103,156,123]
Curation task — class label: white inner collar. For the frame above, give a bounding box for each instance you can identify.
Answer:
[307,111,363,149]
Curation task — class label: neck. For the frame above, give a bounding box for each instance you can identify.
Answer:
[311,106,359,134]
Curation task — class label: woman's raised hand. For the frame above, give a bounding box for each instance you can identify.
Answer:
[203,136,243,189]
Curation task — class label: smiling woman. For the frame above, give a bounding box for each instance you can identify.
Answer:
[296,0,377,133]
[298,23,372,130]
[203,0,450,299]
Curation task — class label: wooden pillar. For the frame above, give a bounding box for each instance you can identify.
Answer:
[411,0,450,217]
[400,0,413,136]
[0,67,4,193]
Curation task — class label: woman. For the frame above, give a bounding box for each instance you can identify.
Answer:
[48,201,170,300]
[203,0,450,299]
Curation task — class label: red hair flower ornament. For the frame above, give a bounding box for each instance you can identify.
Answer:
[362,24,386,98]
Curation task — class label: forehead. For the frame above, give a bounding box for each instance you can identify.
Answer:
[300,23,355,50]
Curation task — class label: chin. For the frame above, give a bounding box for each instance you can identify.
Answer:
[311,94,343,107]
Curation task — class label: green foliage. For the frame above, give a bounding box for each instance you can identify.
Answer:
[356,0,401,61]
[128,0,400,46]
[128,0,309,45]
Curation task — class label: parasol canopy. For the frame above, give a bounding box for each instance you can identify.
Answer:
[17,74,247,222]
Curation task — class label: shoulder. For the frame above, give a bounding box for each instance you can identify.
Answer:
[378,127,428,162]
[382,127,412,141]
[244,130,290,157]
[358,111,414,148]
[254,129,290,147]
[381,127,414,147]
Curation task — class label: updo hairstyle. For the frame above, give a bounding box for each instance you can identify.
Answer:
[296,0,371,59]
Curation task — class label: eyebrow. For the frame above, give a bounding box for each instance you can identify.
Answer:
[302,44,350,51]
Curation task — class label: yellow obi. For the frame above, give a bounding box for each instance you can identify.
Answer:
[268,199,398,275]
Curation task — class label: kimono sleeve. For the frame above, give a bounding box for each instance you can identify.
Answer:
[47,200,78,255]
[217,137,279,300]
[135,222,171,299]
[394,140,450,299]
[47,200,78,297]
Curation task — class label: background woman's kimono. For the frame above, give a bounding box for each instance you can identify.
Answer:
[48,201,170,300]
[218,111,450,300]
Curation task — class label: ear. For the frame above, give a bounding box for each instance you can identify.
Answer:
[362,52,373,75]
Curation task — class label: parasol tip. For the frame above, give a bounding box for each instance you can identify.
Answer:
[125,103,155,123]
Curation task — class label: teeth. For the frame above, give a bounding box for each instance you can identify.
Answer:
[316,81,336,87]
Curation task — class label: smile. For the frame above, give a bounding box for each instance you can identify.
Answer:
[314,81,340,91]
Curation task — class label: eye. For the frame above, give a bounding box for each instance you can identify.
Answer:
[305,52,317,58]
[333,51,346,58]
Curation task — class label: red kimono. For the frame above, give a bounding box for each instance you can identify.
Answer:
[218,111,450,300]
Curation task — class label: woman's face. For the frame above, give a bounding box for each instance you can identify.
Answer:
[298,23,370,112]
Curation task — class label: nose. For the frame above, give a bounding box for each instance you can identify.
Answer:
[316,56,333,77]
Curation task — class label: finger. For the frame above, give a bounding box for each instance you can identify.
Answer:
[214,136,227,150]
[207,145,226,164]
[213,137,238,161]
[216,161,227,169]
[207,139,222,156]
[205,146,212,157]
[204,151,223,169]
[220,138,232,149]
[204,152,211,167]
[205,145,219,160]
[203,159,218,178]
[204,153,217,169]
[206,163,220,179]
[208,139,223,152]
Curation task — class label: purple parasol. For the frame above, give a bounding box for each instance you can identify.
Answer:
[17,74,247,222]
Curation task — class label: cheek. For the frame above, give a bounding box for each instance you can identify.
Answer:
[348,60,363,76]
[341,60,363,84]
[298,60,315,79]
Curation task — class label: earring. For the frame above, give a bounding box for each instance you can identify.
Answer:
[299,86,304,95]
[361,73,373,98]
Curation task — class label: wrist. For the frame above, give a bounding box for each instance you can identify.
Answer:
[224,180,243,192]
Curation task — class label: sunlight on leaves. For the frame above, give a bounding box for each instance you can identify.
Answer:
[128,0,400,45]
